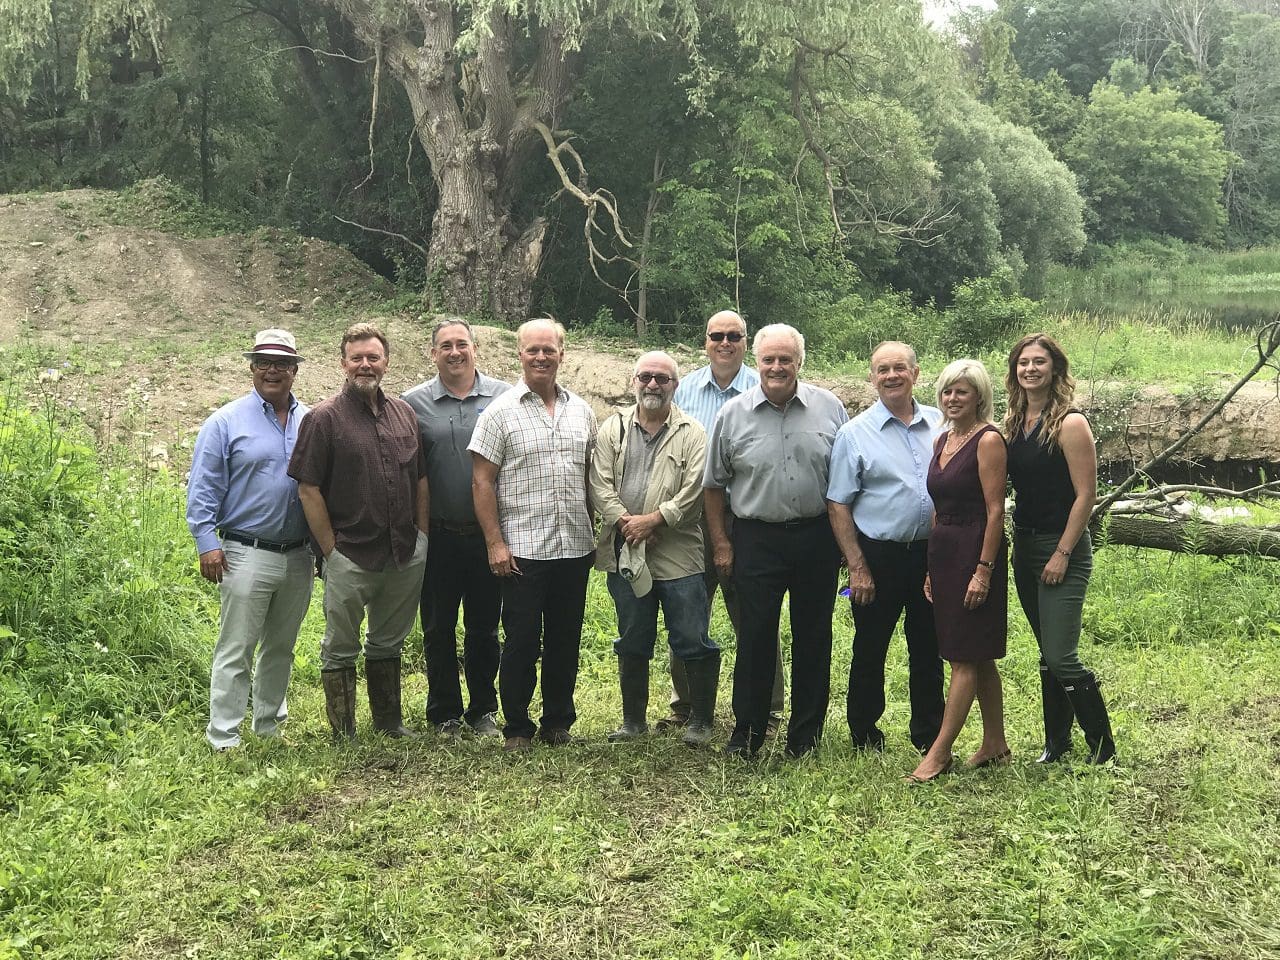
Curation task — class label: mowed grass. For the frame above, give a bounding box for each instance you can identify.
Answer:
[4,547,1280,960]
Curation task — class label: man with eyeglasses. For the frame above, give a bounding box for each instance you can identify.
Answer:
[589,352,721,747]
[670,310,786,733]
[402,317,510,739]
[187,328,313,751]
[290,323,430,741]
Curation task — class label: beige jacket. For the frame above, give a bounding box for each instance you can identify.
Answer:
[589,403,706,580]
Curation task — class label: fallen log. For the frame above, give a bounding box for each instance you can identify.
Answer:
[1098,514,1280,559]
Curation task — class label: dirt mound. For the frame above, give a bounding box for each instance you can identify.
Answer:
[1,184,1275,477]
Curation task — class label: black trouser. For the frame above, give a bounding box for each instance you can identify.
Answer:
[732,515,840,756]
[498,553,592,740]
[420,526,501,725]
[845,535,944,752]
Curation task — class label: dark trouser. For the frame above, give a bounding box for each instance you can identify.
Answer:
[498,553,592,740]
[846,535,944,752]
[732,515,840,756]
[1012,528,1093,682]
[420,526,501,726]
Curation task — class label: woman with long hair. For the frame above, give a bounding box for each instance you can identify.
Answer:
[907,359,1010,783]
[1005,333,1116,764]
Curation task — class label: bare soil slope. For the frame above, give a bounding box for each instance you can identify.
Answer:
[2,185,1275,475]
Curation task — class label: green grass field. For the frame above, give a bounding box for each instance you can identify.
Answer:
[4,538,1279,959]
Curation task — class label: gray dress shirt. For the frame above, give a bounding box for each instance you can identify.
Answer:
[703,382,849,522]
[402,372,510,526]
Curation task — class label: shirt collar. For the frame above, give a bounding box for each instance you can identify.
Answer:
[748,381,810,410]
[703,363,757,394]
[514,379,569,404]
[869,397,927,430]
[426,372,482,401]
[251,386,297,413]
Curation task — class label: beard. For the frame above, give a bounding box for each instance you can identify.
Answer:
[638,393,665,411]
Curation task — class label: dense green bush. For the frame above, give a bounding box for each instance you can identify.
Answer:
[0,383,210,805]
[935,271,1041,355]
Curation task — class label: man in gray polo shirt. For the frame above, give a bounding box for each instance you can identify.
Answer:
[402,317,510,738]
[704,323,848,758]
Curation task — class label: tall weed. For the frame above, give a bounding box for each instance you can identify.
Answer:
[0,376,209,805]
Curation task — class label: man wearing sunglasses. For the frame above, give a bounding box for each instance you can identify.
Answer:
[590,352,721,747]
[670,311,787,733]
[187,328,313,751]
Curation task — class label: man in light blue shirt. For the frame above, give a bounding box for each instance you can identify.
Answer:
[187,329,313,751]
[669,309,785,732]
[826,341,945,754]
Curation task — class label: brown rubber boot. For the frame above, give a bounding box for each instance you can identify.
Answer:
[321,667,357,741]
[366,657,417,739]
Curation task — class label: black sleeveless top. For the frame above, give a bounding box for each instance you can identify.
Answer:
[1007,414,1083,533]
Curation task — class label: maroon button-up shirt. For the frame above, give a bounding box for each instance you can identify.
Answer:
[289,384,426,571]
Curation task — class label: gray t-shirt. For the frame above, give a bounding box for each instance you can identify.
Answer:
[618,418,670,515]
[402,371,510,526]
[703,382,848,522]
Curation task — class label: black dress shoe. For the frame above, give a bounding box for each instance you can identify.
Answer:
[724,731,752,758]
[537,727,573,746]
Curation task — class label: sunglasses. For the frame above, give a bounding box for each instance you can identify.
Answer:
[707,331,745,343]
[635,373,673,385]
[252,358,299,371]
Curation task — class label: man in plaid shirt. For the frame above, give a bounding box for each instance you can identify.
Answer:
[469,318,598,752]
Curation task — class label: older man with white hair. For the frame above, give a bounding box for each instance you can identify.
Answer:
[469,318,598,752]
[703,323,848,758]
[590,351,721,747]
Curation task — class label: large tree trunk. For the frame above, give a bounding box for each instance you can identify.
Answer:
[340,0,572,321]
[1100,514,1280,558]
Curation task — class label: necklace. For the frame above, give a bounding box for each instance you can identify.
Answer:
[944,421,980,451]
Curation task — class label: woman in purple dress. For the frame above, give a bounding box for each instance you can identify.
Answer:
[906,359,1010,783]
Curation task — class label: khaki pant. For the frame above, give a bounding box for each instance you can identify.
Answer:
[320,532,428,670]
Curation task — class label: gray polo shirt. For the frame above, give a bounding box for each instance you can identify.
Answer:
[402,371,510,526]
[703,382,848,522]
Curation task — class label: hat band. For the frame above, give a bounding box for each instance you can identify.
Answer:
[251,343,298,355]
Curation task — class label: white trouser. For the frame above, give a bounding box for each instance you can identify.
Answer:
[207,540,313,749]
[320,531,428,670]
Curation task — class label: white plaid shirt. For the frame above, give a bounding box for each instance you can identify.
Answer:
[468,381,598,560]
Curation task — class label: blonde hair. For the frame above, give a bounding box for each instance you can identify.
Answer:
[935,359,994,424]
[1003,333,1075,448]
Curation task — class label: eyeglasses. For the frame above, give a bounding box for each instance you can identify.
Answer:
[635,373,673,385]
[252,358,298,371]
[707,332,744,343]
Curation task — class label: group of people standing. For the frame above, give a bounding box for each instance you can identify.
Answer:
[186,312,1116,778]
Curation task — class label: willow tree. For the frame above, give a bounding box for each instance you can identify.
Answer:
[324,0,905,320]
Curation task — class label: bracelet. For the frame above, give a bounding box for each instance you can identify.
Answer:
[971,574,990,586]
[1054,548,1071,558]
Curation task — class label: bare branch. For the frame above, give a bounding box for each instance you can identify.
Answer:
[353,34,382,192]
[333,215,428,258]
[1095,317,1280,519]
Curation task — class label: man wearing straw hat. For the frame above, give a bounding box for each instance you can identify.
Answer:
[187,327,313,751]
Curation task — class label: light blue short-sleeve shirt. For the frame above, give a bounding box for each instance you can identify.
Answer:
[825,398,943,543]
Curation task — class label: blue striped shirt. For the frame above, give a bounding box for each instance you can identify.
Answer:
[187,389,309,554]
[825,398,943,543]
[672,363,759,433]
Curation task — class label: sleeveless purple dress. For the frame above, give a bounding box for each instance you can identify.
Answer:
[926,424,1007,661]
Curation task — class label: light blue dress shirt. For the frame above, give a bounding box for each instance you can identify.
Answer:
[825,398,943,543]
[673,362,760,433]
[187,389,309,554]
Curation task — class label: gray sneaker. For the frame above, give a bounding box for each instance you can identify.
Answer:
[467,712,502,738]
[437,718,465,739]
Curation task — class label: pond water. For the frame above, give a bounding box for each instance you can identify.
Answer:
[1047,286,1280,331]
